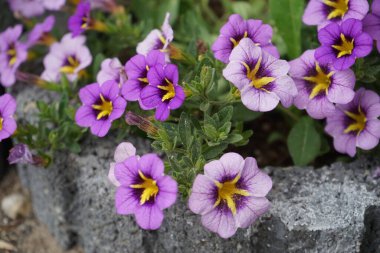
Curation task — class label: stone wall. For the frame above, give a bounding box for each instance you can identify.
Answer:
[18,134,380,252]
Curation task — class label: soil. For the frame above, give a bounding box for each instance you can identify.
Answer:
[0,169,83,253]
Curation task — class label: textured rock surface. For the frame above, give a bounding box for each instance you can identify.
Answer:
[18,136,380,253]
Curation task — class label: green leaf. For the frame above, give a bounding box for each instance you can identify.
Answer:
[287,117,321,166]
[269,0,305,58]
[204,143,228,160]
[178,112,193,148]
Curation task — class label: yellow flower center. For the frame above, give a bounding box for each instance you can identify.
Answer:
[324,0,349,20]
[60,56,80,74]
[242,57,275,92]
[213,173,250,215]
[344,107,367,135]
[303,63,334,99]
[92,94,113,120]
[332,34,355,58]
[137,65,150,83]
[81,17,89,29]
[158,78,176,101]
[7,46,17,66]
[230,31,248,48]
[0,117,3,131]
[130,170,159,205]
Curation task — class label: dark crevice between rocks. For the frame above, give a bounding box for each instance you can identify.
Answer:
[360,206,380,253]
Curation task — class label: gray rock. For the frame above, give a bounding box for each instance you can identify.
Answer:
[18,137,380,253]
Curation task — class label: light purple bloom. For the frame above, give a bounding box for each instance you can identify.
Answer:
[109,142,137,187]
[8,144,34,165]
[315,18,373,70]
[325,88,380,157]
[114,153,178,230]
[27,15,55,47]
[223,38,297,112]
[42,0,66,10]
[189,152,272,238]
[303,0,369,29]
[0,25,28,87]
[136,13,173,59]
[363,0,380,53]
[140,63,185,121]
[0,94,17,142]
[68,1,91,37]
[97,58,125,86]
[42,34,92,82]
[212,14,279,64]
[289,49,355,119]
[7,0,65,18]
[122,50,166,108]
[75,80,127,137]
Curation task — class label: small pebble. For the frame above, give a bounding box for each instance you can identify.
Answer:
[1,193,29,219]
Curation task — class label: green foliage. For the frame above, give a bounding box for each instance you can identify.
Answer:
[269,0,305,59]
[287,117,321,166]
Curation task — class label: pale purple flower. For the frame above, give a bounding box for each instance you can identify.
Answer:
[303,0,369,29]
[114,153,178,230]
[27,15,55,47]
[223,38,297,112]
[108,142,137,187]
[7,0,45,18]
[0,25,28,87]
[75,80,127,137]
[42,0,66,10]
[136,13,173,59]
[8,144,34,165]
[97,58,125,86]
[372,167,380,179]
[122,50,166,108]
[212,14,279,64]
[0,94,17,142]
[189,152,272,238]
[68,1,91,37]
[315,18,373,70]
[42,34,92,82]
[325,88,380,157]
[363,0,380,53]
[7,0,65,18]
[289,49,355,119]
[140,63,185,121]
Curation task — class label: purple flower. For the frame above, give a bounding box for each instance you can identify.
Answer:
[212,14,279,64]
[325,88,380,157]
[8,144,34,165]
[42,34,92,82]
[223,38,297,112]
[114,153,178,230]
[0,94,17,142]
[42,0,66,10]
[75,80,127,137]
[140,63,185,121]
[8,0,45,18]
[136,13,173,60]
[97,58,125,86]
[188,152,272,238]
[91,0,118,12]
[0,25,28,87]
[363,0,380,53]
[315,18,373,70]
[108,142,137,187]
[27,15,56,47]
[7,0,65,18]
[122,50,166,108]
[289,49,356,119]
[68,1,91,37]
[303,0,369,29]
